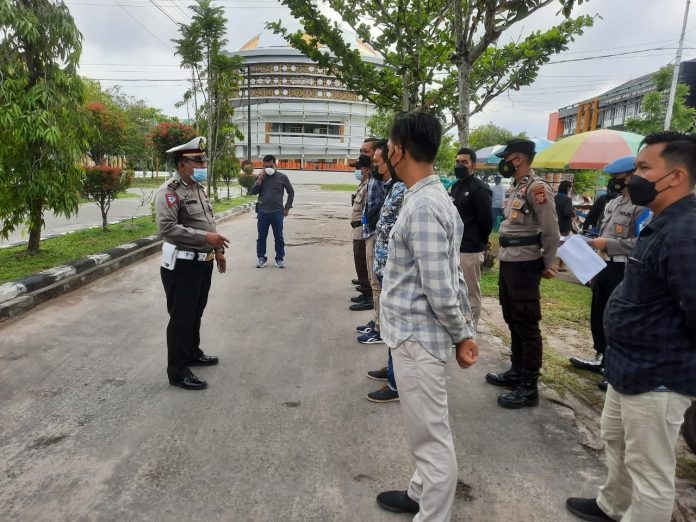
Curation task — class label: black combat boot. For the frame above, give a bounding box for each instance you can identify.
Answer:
[497,370,539,409]
[485,367,522,388]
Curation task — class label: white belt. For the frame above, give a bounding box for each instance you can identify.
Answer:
[608,255,627,263]
[176,250,214,262]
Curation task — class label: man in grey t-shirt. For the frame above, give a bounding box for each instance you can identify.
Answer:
[249,154,295,268]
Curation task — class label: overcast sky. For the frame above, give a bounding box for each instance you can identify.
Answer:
[66,0,695,139]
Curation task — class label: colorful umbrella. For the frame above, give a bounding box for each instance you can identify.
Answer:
[481,138,554,165]
[475,144,505,166]
[532,129,644,170]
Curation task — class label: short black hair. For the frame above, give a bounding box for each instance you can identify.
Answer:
[457,147,477,164]
[263,154,276,163]
[558,180,573,194]
[640,131,696,186]
[389,112,442,164]
[373,139,388,160]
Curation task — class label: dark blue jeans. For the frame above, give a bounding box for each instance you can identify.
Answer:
[378,274,398,392]
[257,210,285,261]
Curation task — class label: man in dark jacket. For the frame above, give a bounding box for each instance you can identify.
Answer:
[449,147,493,327]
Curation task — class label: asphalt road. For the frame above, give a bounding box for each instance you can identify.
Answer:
[0,186,605,521]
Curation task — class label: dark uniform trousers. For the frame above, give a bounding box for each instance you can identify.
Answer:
[499,259,545,372]
[161,259,213,380]
[591,261,625,356]
[353,239,370,290]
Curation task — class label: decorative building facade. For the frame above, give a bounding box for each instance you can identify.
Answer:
[228,30,381,170]
[547,58,696,140]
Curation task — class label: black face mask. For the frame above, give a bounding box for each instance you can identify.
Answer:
[606,177,626,194]
[627,170,676,206]
[498,159,516,178]
[385,156,401,183]
[454,165,469,180]
[371,164,384,181]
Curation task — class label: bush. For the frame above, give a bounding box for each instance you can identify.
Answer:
[238,173,256,191]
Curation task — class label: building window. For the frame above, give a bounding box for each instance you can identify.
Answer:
[268,122,342,138]
[615,105,625,124]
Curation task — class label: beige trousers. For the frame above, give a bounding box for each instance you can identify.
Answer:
[458,252,484,327]
[365,234,381,332]
[392,340,458,521]
[597,385,692,522]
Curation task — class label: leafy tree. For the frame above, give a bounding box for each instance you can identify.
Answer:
[625,65,696,135]
[84,101,126,165]
[434,134,459,177]
[83,166,132,231]
[217,155,240,199]
[148,122,198,171]
[367,108,396,139]
[469,122,527,150]
[270,1,593,145]
[0,0,89,253]
[174,0,243,200]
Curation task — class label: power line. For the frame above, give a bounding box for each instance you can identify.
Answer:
[114,0,175,52]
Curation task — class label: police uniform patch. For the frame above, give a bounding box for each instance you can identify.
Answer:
[512,198,523,209]
[615,224,624,234]
[165,193,178,207]
[511,211,519,219]
[533,186,547,204]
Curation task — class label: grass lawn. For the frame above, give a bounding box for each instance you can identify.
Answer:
[319,183,358,192]
[0,196,255,284]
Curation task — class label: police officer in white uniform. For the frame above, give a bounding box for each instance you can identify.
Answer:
[155,136,229,390]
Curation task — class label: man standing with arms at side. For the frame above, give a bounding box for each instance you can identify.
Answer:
[566,132,696,522]
[375,112,478,521]
[155,136,229,390]
[348,154,373,310]
[250,155,294,268]
[450,147,492,328]
[491,175,506,222]
[485,139,559,409]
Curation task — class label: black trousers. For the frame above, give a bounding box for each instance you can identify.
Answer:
[591,261,625,355]
[499,259,544,372]
[353,239,370,291]
[161,259,213,380]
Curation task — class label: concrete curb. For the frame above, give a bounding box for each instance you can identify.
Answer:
[0,203,255,322]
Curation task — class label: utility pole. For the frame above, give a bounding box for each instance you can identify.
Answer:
[665,0,691,130]
[247,64,252,164]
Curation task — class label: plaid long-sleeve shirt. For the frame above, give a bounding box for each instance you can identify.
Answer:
[604,193,696,396]
[380,175,476,361]
[362,176,386,239]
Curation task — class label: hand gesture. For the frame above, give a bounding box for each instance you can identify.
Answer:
[215,251,227,274]
[205,232,230,249]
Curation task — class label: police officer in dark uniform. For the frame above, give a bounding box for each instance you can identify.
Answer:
[485,139,560,408]
[155,136,229,390]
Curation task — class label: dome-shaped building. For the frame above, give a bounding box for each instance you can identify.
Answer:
[229,29,380,170]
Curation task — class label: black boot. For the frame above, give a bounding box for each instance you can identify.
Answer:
[497,370,539,409]
[485,367,522,388]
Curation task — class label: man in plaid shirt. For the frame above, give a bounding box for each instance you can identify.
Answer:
[375,112,478,521]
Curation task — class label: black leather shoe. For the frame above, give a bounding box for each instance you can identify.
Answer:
[498,370,539,409]
[169,374,207,390]
[351,278,360,285]
[566,497,616,521]
[597,379,608,392]
[376,490,419,514]
[351,293,371,303]
[349,300,374,311]
[355,285,371,294]
[485,368,522,388]
[190,354,219,366]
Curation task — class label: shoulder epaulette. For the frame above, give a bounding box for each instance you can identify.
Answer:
[167,179,181,190]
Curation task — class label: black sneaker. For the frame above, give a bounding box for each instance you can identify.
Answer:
[358,331,385,344]
[366,385,399,403]
[349,300,374,311]
[356,320,375,334]
[367,367,388,381]
[376,490,419,514]
[566,497,616,521]
[569,353,603,374]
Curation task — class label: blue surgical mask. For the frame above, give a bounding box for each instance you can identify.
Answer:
[192,168,207,183]
[354,170,362,181]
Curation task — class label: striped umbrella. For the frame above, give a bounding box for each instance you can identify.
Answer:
[475,144,505,166]
[532,129,644,170]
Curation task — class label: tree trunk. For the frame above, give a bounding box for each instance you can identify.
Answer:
[457,60,471,147]
[26,198,43,253]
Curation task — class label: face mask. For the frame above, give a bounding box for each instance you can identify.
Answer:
[192,168,207,183]
[264,167,275,175]
[627,170,676,206]
[607,177,626,194]
[454,165,469,180]
[354,170,363,181]
[371,164,384,181]
[498,159,516,178]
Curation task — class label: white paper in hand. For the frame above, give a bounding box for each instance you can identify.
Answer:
[557,235,606,284]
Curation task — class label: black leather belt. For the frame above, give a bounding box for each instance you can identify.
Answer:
[499,234,542,248]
